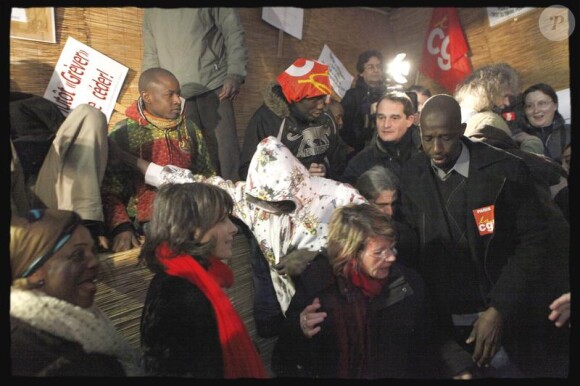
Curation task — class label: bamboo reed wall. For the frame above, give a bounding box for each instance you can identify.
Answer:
[10,7,571,141]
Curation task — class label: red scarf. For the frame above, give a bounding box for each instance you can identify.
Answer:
[156,243,268,379]
[345,259,388,298]
[333,260,388,377]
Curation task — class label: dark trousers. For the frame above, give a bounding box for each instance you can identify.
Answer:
[185,87,241,182]
[231,217,284,338]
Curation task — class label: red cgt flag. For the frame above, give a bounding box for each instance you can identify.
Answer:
[420,8,472,92]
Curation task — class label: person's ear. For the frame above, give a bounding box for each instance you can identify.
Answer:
[194,227,209,243]
[141,91,152,105]
[459,122,467,135]
[27,269,46,288]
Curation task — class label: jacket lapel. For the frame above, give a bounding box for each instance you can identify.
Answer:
[405,154,454,242]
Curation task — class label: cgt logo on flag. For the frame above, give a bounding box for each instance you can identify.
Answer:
[420,8,472,92]
[472,205,495,236]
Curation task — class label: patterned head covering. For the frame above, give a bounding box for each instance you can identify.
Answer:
[246,136,311,213]
[11,209,82,281]
[276,58,332,103]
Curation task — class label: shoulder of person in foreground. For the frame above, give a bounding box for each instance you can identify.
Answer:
[311,175,367,205]
[469,139,536,184]
[10,314,127,376]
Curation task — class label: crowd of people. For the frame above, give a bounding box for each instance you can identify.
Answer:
[10,8,571,379]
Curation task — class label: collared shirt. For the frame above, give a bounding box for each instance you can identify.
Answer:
[430,141,470,181]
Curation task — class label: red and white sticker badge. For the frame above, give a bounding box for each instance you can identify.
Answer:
[472,205,495,236]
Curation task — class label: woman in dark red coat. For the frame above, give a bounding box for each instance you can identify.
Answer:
[272,203,433,378]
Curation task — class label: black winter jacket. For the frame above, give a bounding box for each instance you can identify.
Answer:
[340,125,422,185]
[240,83,347,180]
[340,79,387,154]
[140,272,224,377]
[10,92,65,179]
[399,138,550,376]
[10,316,126,376]
[272,254,435,379]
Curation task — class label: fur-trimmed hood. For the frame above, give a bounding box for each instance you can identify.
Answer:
[261,82,291,119]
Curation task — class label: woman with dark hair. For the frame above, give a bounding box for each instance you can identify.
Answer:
[521,83,570,163]
[356,165,400,217]
[139,182,268,378]
[10,209,142,376]
[272,203,433,378]
[355,166,419,269]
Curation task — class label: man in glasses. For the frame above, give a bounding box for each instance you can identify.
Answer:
[340,49,388,159]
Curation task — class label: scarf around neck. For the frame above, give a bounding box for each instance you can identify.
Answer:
[10,288,143,376]
[345,259,388,298]
[126,99,184,130]
[331,261,388,377]
[156,243,268,379]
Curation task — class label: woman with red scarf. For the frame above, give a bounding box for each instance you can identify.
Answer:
[272,203,435,378]
[139,182,268,378]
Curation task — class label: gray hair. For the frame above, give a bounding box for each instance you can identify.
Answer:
[355,165,400,202]
[454,63,519,112]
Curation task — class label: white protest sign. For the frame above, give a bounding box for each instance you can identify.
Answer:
[487,7,534,27]
[44,36,128,122]
[262,7,304,40]
[318,44,353,99]
[556,88,571,124]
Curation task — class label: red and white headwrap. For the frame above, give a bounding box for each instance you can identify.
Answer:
[276,58,332,103]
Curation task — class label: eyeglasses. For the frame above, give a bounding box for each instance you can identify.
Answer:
[364,64,383,72]
[367,247,398,261]
[524,100,553,110]
[19,209,80,278]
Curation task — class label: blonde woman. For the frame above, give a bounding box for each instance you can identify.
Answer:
[272,203,432,378]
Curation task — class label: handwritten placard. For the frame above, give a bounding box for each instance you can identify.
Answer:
[43,37,128,122]
[318,44,353,100]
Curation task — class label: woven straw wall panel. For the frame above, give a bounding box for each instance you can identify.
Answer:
[10,7,570,140]
[84,8,144,126]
